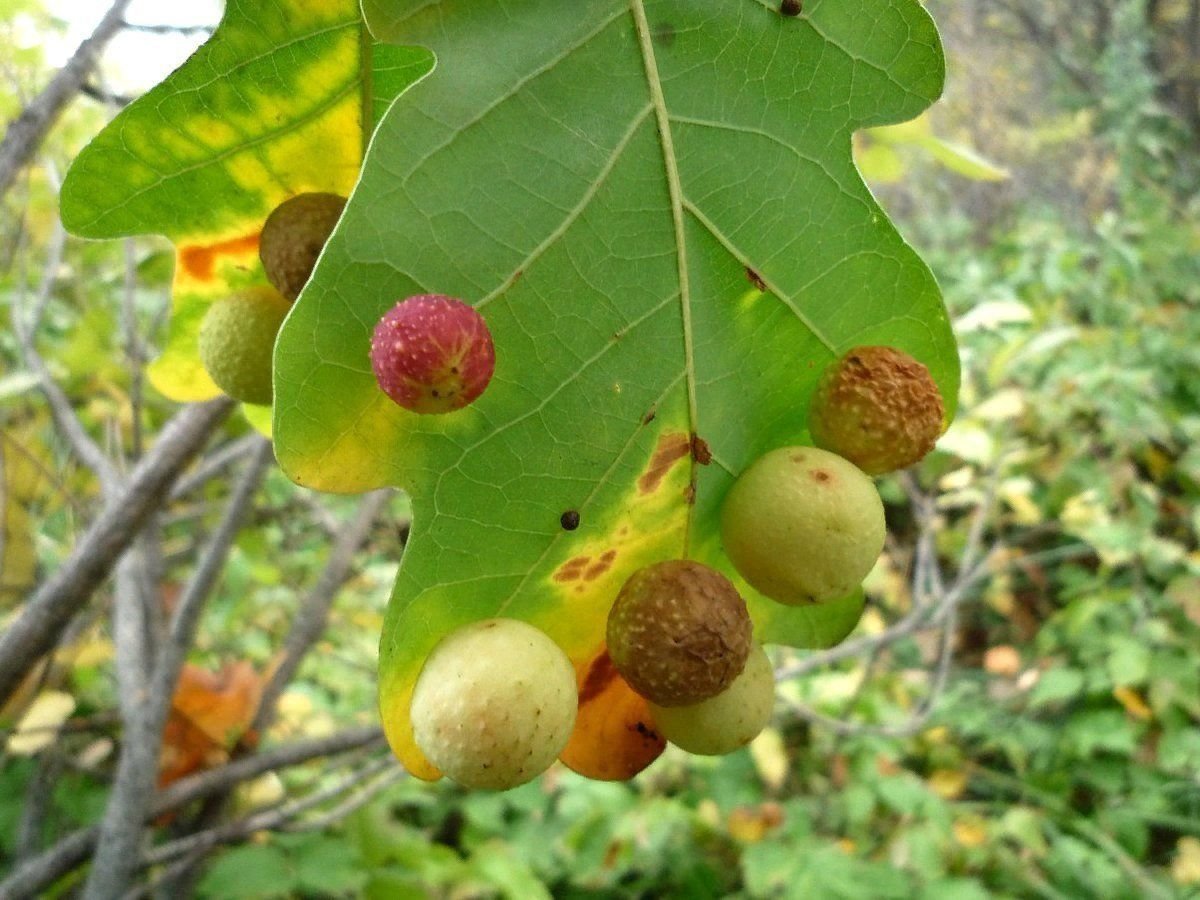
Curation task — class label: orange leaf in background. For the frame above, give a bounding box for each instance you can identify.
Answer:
[559,648,665,781]
[158,662,263,789]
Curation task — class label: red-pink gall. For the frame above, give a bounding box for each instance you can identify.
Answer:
[370,295,496,414]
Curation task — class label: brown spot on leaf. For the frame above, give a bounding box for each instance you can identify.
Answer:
[638,432,690,494]
[684,484,697,505]
[553,556,590,583]
[641,408,657,426]
[179,233,260,281]
[746,266,768,291]
[584,549,617,582]
[691,435,712,465]
[812,469,832,483]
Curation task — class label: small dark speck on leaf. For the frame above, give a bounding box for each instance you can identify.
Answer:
[653,22,676,47]
[560,510,581,531]
[746,267,767,291]
[781,0,803,16]
[642,409,657,426]
[691,435,712,466]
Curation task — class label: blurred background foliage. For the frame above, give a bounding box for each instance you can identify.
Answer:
[2,0,1199,896]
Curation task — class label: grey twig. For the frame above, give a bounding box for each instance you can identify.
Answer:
[141,756,398,869]
[0,728,384,900]
[84,441,273,900]
[111,537,155,723]
[0,398,235,709]
[120,21,215,36]
[122,239,145,459]
[14,752,64,863]
[14,218,119,492]
[253,490,393,733]
[282,765,406,832]
[154,488,393,898]
[169,435,262,500]
[0,0,133,200]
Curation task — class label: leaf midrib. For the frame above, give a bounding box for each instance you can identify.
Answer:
[630,0,700,556]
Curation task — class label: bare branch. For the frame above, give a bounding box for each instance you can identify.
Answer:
[0,728,383,900]
[0,398,235,709]
[282,765,406,833]
[112,537,154,722]
[84,441,273,900]
[169,435,262,501]
[121,22,215,36]
[122,239,146,459]
[14,218,120,492]
[79,82,133,108]
[0,0,133,200]
[141,756,399,869]
[253,490,393,733]
[14,752,63,864]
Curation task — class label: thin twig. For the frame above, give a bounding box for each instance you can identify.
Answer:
[14,217,120,492]
[0,0,133,200]
[122,239,145,459]
[0,728,384,900]
[169,435,262,501]
[13,751,63,863]
[141,756,398,869]
[0,398,235,709]
[84,442,272,900]
[120,22,215,36]
[282,766,406,833]
[253,490,392,733]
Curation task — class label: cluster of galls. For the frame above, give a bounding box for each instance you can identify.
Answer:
[199,192,500,417]
[198,192,346,405]
[410,346,944,790]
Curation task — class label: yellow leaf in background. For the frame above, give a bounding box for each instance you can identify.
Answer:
[727,803,785,844]
[936,421,996,466]
[1,433,45,607]
[928,768,968,800]
[1113,686,1153,721]
[696,799,721,828]
[236,773,286,811]
[1061,490,1112,531]
[1142,445,1173,482]
[7,690,76,756]
[973,388,1026,422]
[750,728,789,792]
[953,817,989,848]
[1000,479,1042,526]
[1173,837,1200,885]
[938,466,976,492]
[984,645,1022,677]
[60,636,115,669]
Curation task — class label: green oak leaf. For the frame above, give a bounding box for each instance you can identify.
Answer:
[59,0,432,404]
[274,0,958,779]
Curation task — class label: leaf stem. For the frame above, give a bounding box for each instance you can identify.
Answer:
[630,0,699,556]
